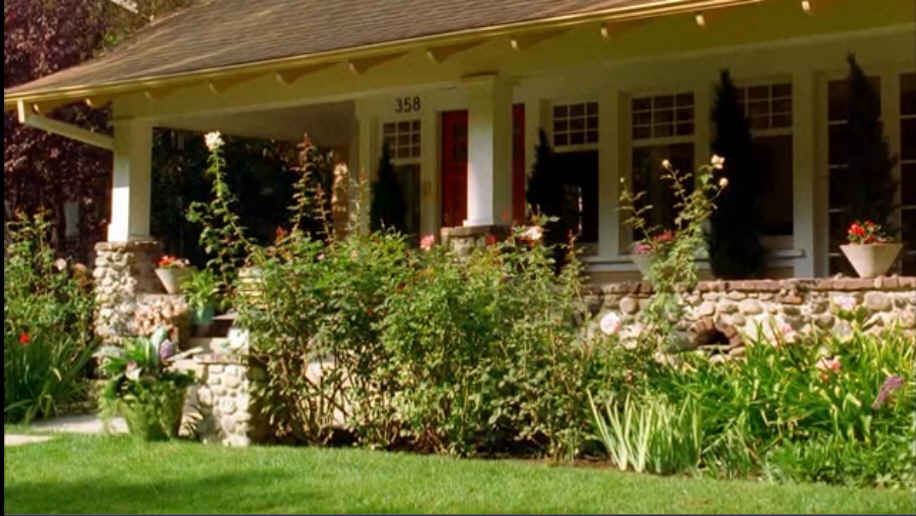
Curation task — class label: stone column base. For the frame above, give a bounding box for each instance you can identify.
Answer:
[440,225,510,255]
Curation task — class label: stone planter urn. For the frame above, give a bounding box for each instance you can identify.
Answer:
[155,267,195,294]
[840,243,903,278]
[631,253,654,277]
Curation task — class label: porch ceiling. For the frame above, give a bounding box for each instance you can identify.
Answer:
[3,0,760,108]
[156,100,354,145]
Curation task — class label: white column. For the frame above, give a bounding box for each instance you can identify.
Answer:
[108,119,152,242]
[463,74,512,227]
[793,70,817,277]
[598,89,621,258]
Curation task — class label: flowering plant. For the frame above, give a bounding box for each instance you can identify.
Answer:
[846,220,892,245]
[96,327,194,440]
[156,254,190,269]
[632,230,676,255]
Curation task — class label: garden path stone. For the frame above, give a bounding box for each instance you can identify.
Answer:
[30,414,127,434]
[4,434,52,447]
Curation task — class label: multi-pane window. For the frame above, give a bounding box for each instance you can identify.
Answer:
[381,120,421,238]
[827,76,881,275]
[552,102,598,146]
[736,83,794,239]
[382,120,421,159]
[631,92,694,140]
[737,83,793,130]
[630,92,695,244]
[901,73,916,275]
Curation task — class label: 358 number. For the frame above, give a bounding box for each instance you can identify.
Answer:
[395,96,421,113]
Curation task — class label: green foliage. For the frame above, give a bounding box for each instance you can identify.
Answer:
[181,268,221,316]
[3,211,96,423]
[708,69,765,278]
[842,53,898,231]
[619,157,725,350]
[96,330,194,441]
[626,323,915,486]
[369,143,407,234]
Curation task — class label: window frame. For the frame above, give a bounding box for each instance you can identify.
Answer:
[899,71,916,272]
[548,97,600,153]
[380,117,422,166]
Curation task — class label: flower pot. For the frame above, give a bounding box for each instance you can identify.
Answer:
[155,267,195,294]
[632,253,654,277]
[192,305,216,336]
[116,382,189,441]
[839,243,902,278]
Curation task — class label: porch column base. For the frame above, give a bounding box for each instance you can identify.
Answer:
[440,224,510,255]
[93,240,191,343]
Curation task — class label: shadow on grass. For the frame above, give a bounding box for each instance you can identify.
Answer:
[4,470,322,514]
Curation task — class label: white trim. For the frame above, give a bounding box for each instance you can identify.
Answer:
[17,100,114,150]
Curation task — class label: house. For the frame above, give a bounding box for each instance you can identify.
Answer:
[4,0,915,281]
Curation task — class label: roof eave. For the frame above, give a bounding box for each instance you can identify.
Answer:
[3,0,761,111]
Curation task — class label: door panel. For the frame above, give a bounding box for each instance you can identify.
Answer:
[441,110,468,227]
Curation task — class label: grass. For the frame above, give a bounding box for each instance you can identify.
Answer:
[4,433,913,514]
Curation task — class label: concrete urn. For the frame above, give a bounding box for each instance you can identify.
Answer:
[839,243,903,278]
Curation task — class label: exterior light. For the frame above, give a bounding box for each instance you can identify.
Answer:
[801,1,812,14]
[695,13,706,27]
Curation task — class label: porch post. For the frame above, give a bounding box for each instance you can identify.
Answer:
[793,70,817,277]
[463,73,512,227]
[108,119,152,242]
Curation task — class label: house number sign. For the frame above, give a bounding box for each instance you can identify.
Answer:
[395,96,421,113]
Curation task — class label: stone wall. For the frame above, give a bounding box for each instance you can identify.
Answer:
[440,225,510,255]
[93,241,167,341]
[586,277,916,360]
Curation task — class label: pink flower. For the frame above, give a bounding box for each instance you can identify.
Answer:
[632,242,653,255]
[600,312,622,336]
[420,234,435,251]
[317,253,325,261]
[833,295,857,312]
[777,322,797,344]
[816,357,841,373]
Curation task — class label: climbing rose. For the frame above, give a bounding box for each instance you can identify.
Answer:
[204,131,224,151]
[600,312,622,336]
[420,234,435,251]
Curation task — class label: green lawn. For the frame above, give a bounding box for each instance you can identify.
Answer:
[4,433,913,514]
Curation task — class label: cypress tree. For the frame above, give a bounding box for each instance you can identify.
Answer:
[707,69,765,278]
[369,143,406,233]
[843,53,898,229]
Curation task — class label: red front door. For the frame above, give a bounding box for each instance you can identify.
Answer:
[441,110,468,227]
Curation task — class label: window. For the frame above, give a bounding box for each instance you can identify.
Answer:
[382,120,421,159]
[736,83,794,239]
[901,73,916,275]
[827,76,880,275]
[553,102,598,147]
[631,93,694,140]
[630,92,695,242]
[553,150,599,244]
[382,119,422,238]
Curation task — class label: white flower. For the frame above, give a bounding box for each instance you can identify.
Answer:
[710,154,725,170]
[661,159,672,170]
[833,295,857,312]
[204,131,224,151]
[600,312,622,336]
[522,225,543,242]
[718,177,729,188]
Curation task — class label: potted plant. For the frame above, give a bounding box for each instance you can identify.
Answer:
[182,269,221,336]
[840,220,902,278]
[631,230,675,278]
[155,254,195,294]
[96,327,195,440]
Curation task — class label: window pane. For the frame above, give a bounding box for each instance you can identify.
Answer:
[554,150,599,243]
[772,83,792,97]
[631,143,694,239]
[632,126,650,139]
[383,123,395,134]
[828,124,849,166]
[754,134,793,236]
[634,112,652,125]
[654,95,674,109]
[901,73,916,115]
[570,117,585,131]
[771,113,792,128]
[676,122,694,136]
[828,80,848,122]
[901,118,916,162]
[903,163,916,206]
[554,105,568,117]
[829,169,850,208]
[397,121,410,132]
[675,92,694,106]
[653,109,673,123]
[587,102,599,115]
[632,98,651,111]
[555,133,568,146]
[653,124,673,138]
[396,164,422,238]
[587,130,598,143]
[587,116,598,129]
[570,104,585,117]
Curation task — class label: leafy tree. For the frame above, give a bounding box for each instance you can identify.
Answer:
[842,53,898,230]
[369,143,406,233]
[525,129,570,263]
[707,69,765,278]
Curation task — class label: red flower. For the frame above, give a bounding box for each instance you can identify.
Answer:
[19,333,29,344]
[486,234,498,246]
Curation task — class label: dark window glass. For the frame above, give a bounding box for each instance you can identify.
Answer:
[553,150,599,243]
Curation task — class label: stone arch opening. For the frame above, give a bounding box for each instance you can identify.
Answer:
[689,317,743,349]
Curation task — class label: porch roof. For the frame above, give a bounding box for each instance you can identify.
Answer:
[3,0,758,108]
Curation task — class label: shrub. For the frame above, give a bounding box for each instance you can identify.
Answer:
[4,211,96,423]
